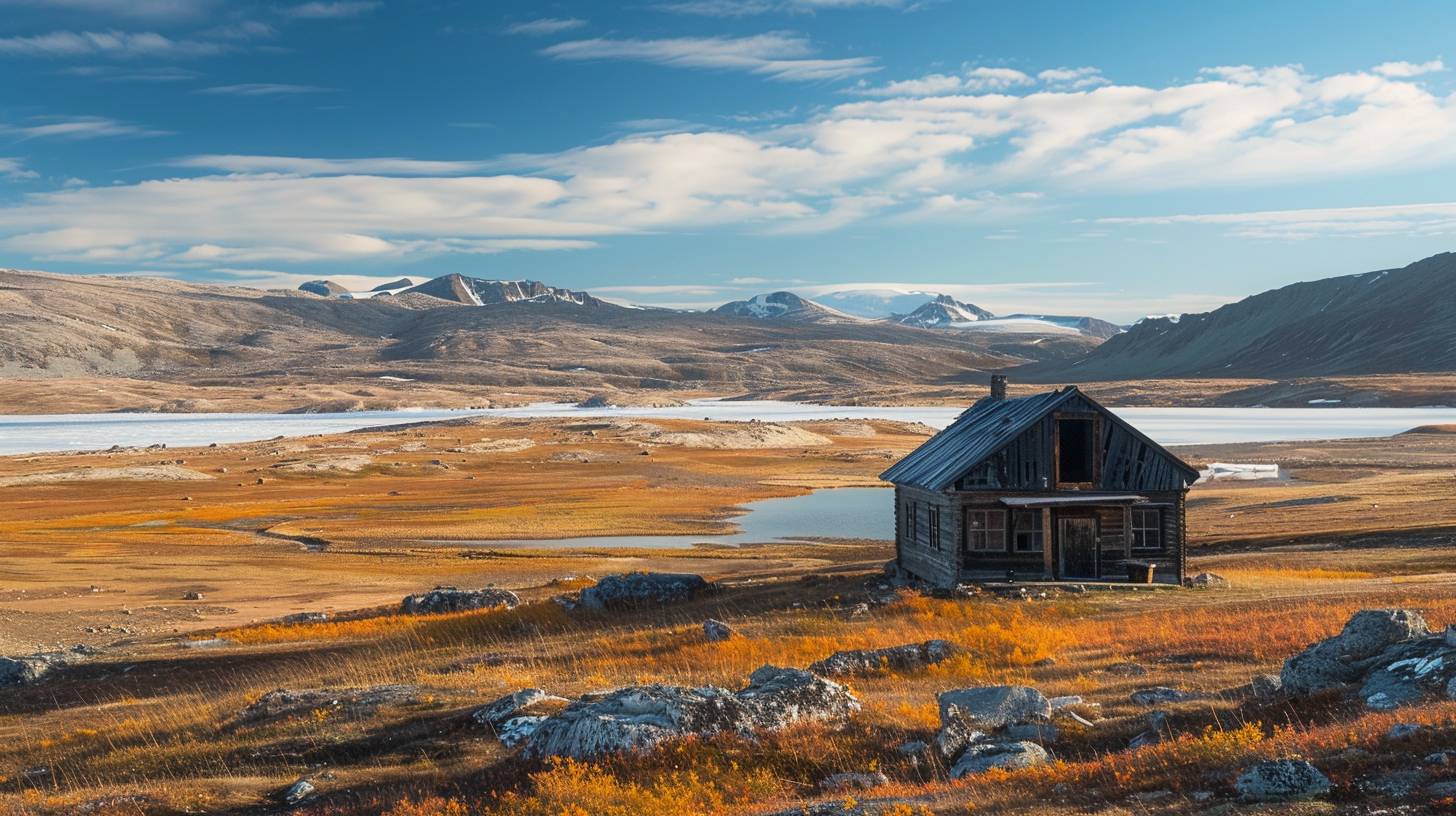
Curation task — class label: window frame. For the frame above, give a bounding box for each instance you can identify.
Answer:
[1131,507,1163,551]
[1011,509,1044,554]
[928,506,941,551]
[963,508,1007,553]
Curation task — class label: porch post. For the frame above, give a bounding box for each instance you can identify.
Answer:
[1041,506,1054,579]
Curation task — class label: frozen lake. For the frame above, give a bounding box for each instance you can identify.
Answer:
[3,399,1455,456]
[443,486,896,550]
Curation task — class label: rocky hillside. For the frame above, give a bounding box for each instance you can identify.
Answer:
[1027,252,1456,380]
[713,291,860,323]
[893,294,994,328]
[400,274,605,307]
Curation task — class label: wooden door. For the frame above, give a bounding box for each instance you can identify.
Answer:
[1058,517,1098,579]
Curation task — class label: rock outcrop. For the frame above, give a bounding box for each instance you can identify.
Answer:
[523,665,857,759]
[578,572,710,610]
[400,586,520,615]
[1234,759,1331,801]
[235,685,420,726]
[950,741,1050,778]
[808,639,954,677]
[1281,609,1454,710]
[703,619,736,642]
[933,685,1053,777]
[0,653,69,687]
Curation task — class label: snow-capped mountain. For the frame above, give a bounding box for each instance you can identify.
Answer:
[892,294,995,327]
[813,288,946,319]
[713,291,860,322]
[402,274,605,307]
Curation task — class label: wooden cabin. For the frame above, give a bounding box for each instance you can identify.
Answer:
[881,376,1199,586]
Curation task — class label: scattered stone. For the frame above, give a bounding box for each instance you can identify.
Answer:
[182,591,204,601]
[1106,661,1148,677]
[400,586,520,615]
[949,741,1050,778]
[1388,722,1424,740]
[819,771,889,792]
[282,611,330,624]
[1191,790,1215,802]
[1033,657,1057,667]
[937,685,1051,731]
[1425,751,1453,767]
[1360,770,1424,797]
[1129,687,1193,705]
[281,778,316,806]
[578,572,710,610]
[1281,608,1430,696]
[703,619,736,642]
[1427,780,1456,797]
[235,684,420,726]
[0,652,69,687]
[1048,695,1082,710]
[808,639,955,677]
[1250,673,1283,698]
[847,602,870,616]
[1186,572,1231,589]
[523,665,857,759]
[1234,759,1331,802]
[1129,710,1169,749]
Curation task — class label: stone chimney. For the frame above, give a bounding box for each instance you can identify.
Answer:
[989,373,1008,401]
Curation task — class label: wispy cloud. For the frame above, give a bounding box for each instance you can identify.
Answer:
[169,154,491,175]
[60,64,201,81]
[851,65,1032,96]
[1098,201,1456,240]
[0,30,227,58]
[542,33,878,82]
[659,0,909,15]
[0,158,39,180]
[1372,59,1445,78]
[0,115,169,140]
[0,0,218,21]
[504,17,588,36]
[195,83,335,96]
[281,1,381,19]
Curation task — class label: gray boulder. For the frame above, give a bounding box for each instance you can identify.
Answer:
[0,654,64,687]
[1129,687,1193,706]
[236,684,419,726]
[281,778,316,806]
[1234,759,1331,802]
[579,572,709,610]
[1129,710,1170,749]
[937,685,1051,731]
[497,716,548,748]
[400,586,520,615]
[523,665,856,759]
[949,741,1049,778]
[1281,608,1428,695]
[1187,572,1231,589]
[703,619,735,642]
[1358,636,1456,710]
[808,639,955,677]
[935,704,987,760]
[472,688,565,730]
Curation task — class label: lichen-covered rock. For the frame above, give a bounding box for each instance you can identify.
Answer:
[1129,687,1194,706]
[1281,609,1429,695]
[578,572,709,610]
[1234,759,1331,802]
[1359,636,1456,710]
[937,685,1051,731]
[523,665,857,759]
[281,778,316,806]
[808,639,955,677]
[703,619,735,642]
[1187,572,1231,589]
[400,586,520,615]
[235,684,420,726]
[497,716,547,748]
[0,654,64,687]
[472,688,565,729]
[949,741,1049,778]
[819,771,889,792]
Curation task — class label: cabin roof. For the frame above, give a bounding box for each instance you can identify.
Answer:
[879,386,1200,491]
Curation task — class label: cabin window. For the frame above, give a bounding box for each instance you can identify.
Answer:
[1057,417,1096,485]
[903,501,915,541]
[1131,508,1162,550]
[1012,510,1043,553]
[928,507,942,550]
[964,509,1006,552]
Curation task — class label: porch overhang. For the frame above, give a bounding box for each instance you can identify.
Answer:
[1000,494,1148,508]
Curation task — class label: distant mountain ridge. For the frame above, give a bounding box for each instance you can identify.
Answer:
[713,291,861,323]
[402,274,607,308]
[893,294,995,327]
[1027,252,1456,380]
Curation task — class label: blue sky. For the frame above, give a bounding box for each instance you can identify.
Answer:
[1,0,1454,320]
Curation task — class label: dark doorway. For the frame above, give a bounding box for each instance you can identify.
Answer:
[1058,517,1098,579]
[1057,418,1095,484]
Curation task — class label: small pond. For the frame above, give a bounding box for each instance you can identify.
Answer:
[450,486,895,549]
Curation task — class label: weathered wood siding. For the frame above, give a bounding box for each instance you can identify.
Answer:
[894,484,959,587]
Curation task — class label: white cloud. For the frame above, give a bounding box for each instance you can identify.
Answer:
[195,83,334,96]
[659,0,908,15]
[282,1,380,19]
[0,30,227,58]
[504,18,588,36]
[1372,59,1445,78]
[60,64,200,81]
[0,0,217,20]
[0,115,168,140]
[1098,201,1456,240]
[4,60,1456,265]
[541,33,879,82]
[852,65,1032,96]
[169,155,492,175]
[1037,66,1108,88]
[0,158,39,180]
